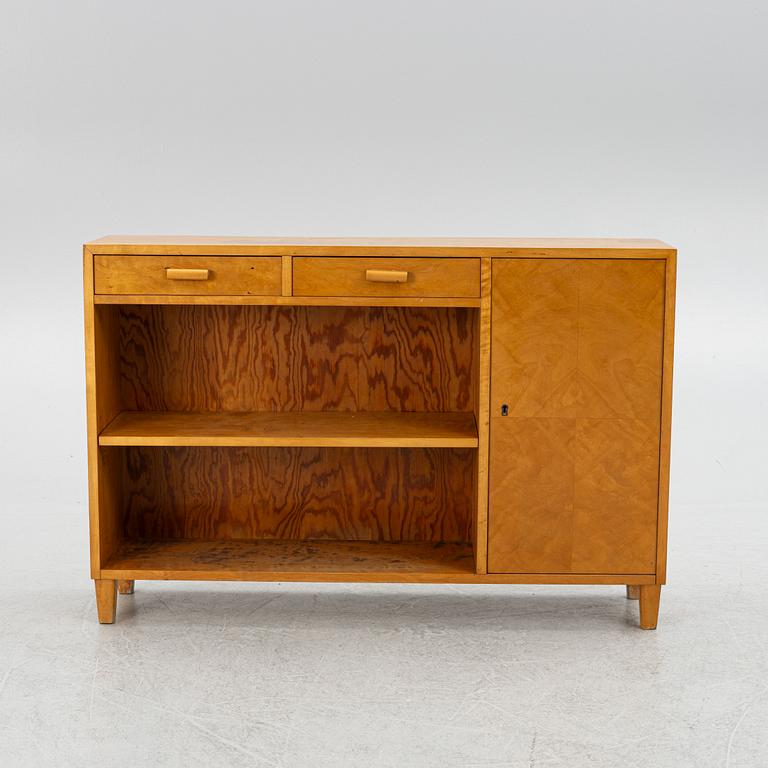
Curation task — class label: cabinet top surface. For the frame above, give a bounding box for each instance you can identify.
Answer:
[85,235,675,257]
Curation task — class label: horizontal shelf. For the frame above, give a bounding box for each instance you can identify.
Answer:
[99,410,479,448]
[93,294,482,307]
[102,539,476,582]
[101,539,657,584]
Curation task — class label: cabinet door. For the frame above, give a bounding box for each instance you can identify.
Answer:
[488,259,665,574]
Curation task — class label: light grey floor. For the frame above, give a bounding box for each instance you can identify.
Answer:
[1,503,766,768]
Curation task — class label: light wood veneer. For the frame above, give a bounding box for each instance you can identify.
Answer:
[99,410,479,448]
[84,237,675,628]
[488,259,665,576]
[95,255,281,296]
[293,257,480,298]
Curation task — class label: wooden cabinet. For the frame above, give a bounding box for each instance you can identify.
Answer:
[84,237,675,628]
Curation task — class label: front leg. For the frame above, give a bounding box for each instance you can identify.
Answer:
[638,585,662,629]
[94,579,117,624]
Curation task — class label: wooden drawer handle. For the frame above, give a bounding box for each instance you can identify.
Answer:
[166,268,210,281]
[365,269,409,284]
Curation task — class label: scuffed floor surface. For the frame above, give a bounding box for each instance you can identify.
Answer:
[0,504,766,767]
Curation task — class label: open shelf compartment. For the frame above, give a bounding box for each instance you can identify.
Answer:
[92,302,482,579]
[102,539,476,582]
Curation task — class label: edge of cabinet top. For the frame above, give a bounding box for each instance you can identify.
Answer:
[85,236,675,258]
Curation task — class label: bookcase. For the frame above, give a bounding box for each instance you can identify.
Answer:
[84,237,675,629]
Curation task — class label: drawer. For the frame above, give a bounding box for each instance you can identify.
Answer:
[292,257,480,298]
[93,255,282,296]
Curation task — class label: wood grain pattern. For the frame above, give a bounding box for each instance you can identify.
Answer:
[104,539,476,581]
[165,268,209,281]
[84,248,102,578]
[94,579,117,624]
[490,418,573,573]
[490,259,665,418]
[121,446,475,543]
[489,417,659,574]
[101,539,656,585]
[365,269,408,283]
[281,254,292,296]
[95,446,123,572]
[86,235,675,257]
[119,305,475,414]
[488,259,665,575]
[94,294,482,308]
[473,257,491,574]
[361,307,475,412]
[99,410,479,448]
[94,255,281,295]
[119,305,357,412]
[83,238,676,625]
[84,249,123,576]
[93,307,122,432]
[656,253,677,584]
[572,418,659,573]
[639,584,661,629]
[293,257,480,298]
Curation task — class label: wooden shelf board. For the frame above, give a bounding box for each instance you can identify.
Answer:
[86,235,675,256]
[93,294,482,307]
[102,539,476,582]
[99,410,479,448]
[101,539,656,584]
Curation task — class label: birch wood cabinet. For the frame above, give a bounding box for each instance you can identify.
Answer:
[84,237,675,628]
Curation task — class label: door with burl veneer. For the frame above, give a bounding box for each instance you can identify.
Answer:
[488,258,666,574]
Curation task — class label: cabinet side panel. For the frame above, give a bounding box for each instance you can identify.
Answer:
[84,250,123,575]
[488,258,665,574]
[473,258,491,572]
[656,252,677,584]
[84,249,100,577]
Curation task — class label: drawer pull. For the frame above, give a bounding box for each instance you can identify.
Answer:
[166,268,210,281]
[365,269,409,284]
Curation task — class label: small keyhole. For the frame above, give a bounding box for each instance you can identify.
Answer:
[501,404,509,416]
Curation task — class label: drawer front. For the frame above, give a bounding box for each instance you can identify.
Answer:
[293,257,480,298]
[94,256,282,296]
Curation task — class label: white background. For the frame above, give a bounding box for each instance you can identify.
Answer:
[1,2,767,766]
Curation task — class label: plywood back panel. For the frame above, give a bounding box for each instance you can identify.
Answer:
[121,446,474,543]
[119,305,475,413]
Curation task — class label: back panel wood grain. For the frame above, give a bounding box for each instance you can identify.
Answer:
[488,259,665,574]
[119,305,475,413]
[120,446,474,543]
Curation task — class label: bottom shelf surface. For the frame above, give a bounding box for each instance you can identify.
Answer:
[102,539,477,582]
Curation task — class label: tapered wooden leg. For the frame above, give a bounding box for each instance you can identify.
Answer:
[626,585,641,600]
[118,579,135,595]
[95,579,117,624]
[639,585,661,629]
